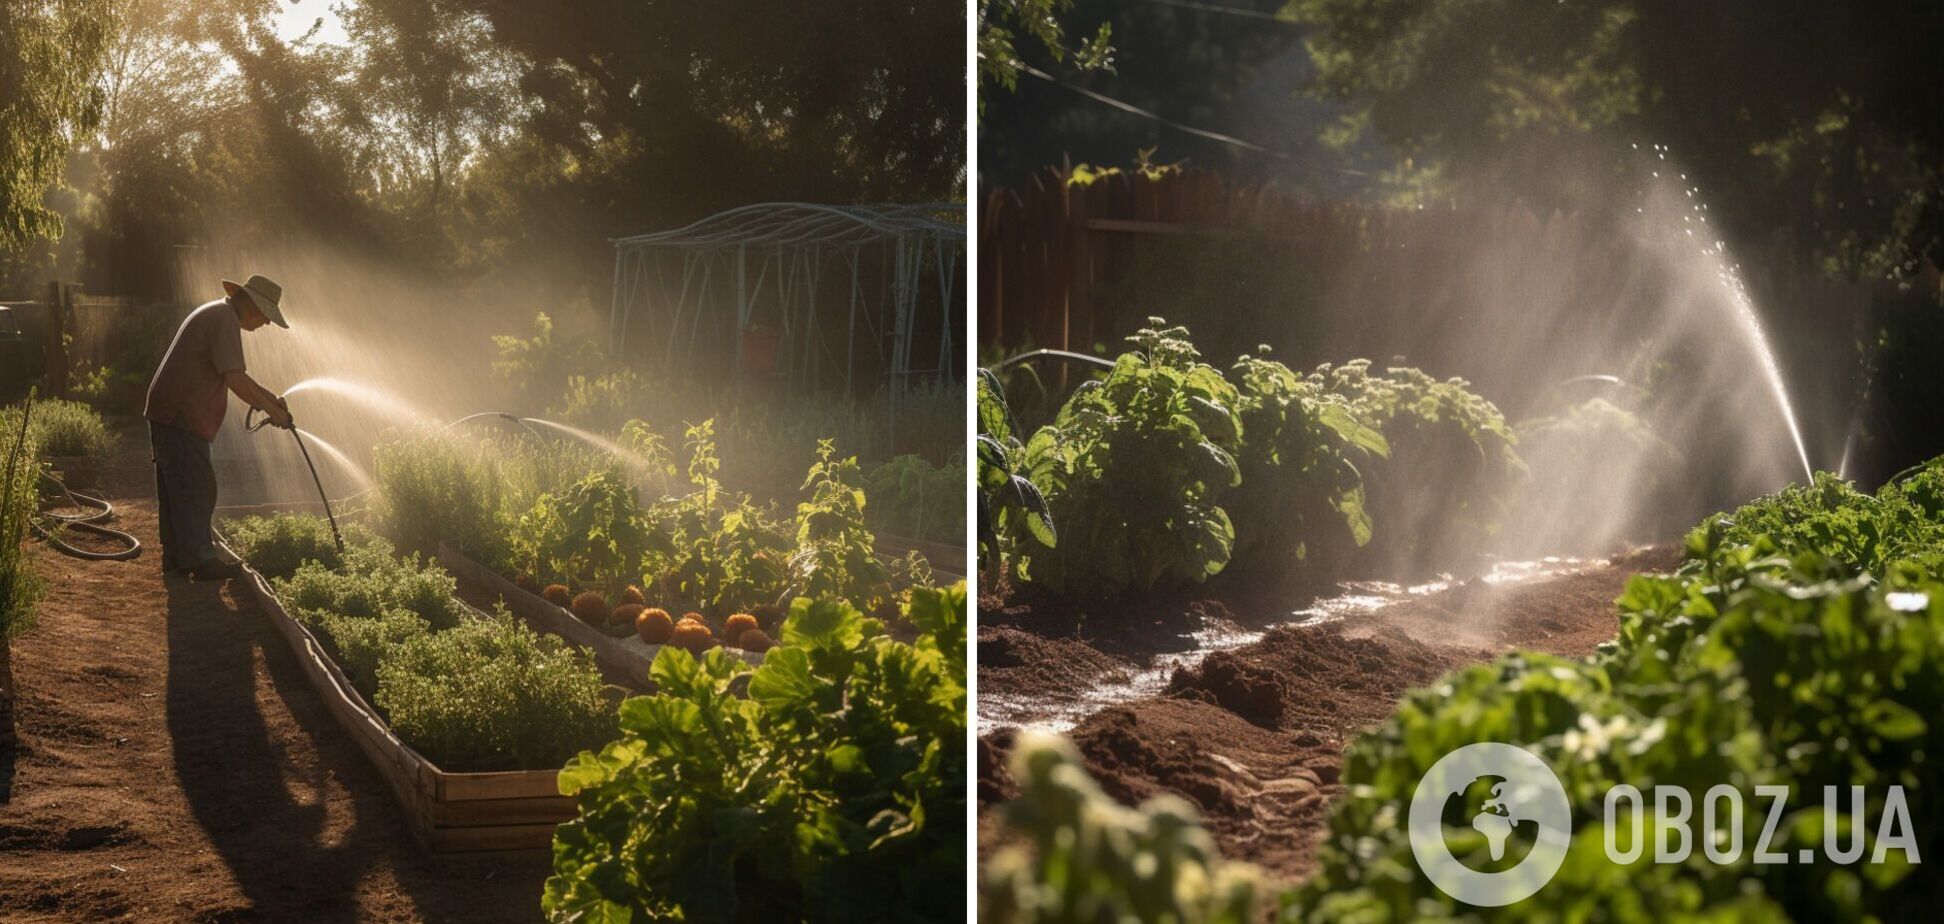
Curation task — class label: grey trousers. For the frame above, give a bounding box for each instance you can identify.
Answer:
[150,420,218,570]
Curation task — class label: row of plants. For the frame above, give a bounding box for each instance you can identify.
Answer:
[544,582,968,922]
[984,457,1944,921]
[492,310,966,533]
[375,419,937,633]
[225,513,618,772]
[979,318,1520,599]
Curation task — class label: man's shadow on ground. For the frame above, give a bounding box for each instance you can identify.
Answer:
[163,571,387,921]
[162,570,545,922]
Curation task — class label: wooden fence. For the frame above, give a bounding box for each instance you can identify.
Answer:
[977,166,1871,429]
[1,284,182,403]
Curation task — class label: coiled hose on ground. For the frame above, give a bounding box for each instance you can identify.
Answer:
[32,467,142,561]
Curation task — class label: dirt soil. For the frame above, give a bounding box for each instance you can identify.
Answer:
[0,420,547,923]
[977,545,1680,887]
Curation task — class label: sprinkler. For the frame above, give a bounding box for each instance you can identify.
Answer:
[246,401,345,554]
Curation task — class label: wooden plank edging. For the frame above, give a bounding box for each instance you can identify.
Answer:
[222,543,576,852]
[436,542,765,688]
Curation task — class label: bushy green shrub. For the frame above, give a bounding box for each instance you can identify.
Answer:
[492,312,598,413]
[982,732,1261,924]
[25,398,109,458]
[276,552,467,629]
[373,432,512,564]
[551,370,652,434]
[319,609,430,699]
[376,612,618,772]
[544,584,967,922]
[224,513,386,580]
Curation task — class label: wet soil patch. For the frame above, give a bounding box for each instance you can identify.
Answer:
[977,543,1680,887]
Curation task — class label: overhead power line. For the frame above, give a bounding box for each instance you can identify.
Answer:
[1017,63,1286,158]
[1137,0,1295,22]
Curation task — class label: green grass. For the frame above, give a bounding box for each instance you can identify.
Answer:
[0,401,42,639]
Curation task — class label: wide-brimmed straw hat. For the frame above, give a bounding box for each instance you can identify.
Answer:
[221,274,290,329]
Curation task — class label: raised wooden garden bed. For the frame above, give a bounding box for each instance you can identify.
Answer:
[232,551,575,852]
[438,534,966,688]
[437,542,762,689]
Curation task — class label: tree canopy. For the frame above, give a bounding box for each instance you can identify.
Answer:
[977,0,1333,189]
[2,0,966,300]
[1293,0,1944,281]
[0,0,116,250]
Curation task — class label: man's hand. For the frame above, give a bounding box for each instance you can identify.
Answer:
[223,370,294,429]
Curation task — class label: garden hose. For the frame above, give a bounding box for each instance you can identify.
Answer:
[437,410,547,440]
[246,405,346,555]
[32,467,142,561]
[992,348,1116,370]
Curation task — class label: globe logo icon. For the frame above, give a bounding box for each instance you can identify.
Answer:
[1408,743,1572,906]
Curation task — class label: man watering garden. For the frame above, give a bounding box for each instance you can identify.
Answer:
[143,275,295,580]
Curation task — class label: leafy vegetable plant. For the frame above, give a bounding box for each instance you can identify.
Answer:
[981,732,1261,924]
[1287,457,1944,921]
[1226,348,1387,572]
[789,438,895,610]
[1307,359,1522,574]
[543,583,968,922]
[514,468,663,593]
[1012,319,1244,597]
[977,367,1055,578]
[642,420,792,615]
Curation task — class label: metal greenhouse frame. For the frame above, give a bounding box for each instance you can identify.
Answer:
[607,203,965,398]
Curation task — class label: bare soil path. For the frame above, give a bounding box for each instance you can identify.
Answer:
[0,420,546,923]
[977,545,1679,887]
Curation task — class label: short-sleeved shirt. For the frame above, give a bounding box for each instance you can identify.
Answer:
[144,300,247,442]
